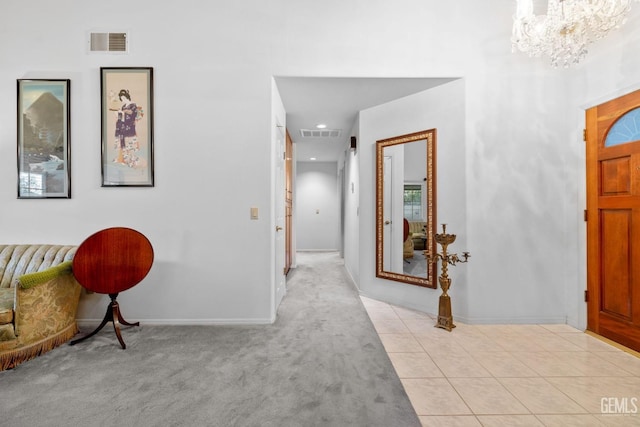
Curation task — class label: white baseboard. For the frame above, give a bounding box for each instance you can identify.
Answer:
[357,292,573,326]
[446,314,569,325]
[76,318,275,327]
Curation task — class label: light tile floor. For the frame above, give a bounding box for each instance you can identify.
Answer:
[360,296,640,427]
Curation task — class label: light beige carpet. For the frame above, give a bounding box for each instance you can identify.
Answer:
[0,251,420,427]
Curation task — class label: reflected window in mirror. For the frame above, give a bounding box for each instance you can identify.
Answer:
[404,184,424,221]
[376,129,436,288]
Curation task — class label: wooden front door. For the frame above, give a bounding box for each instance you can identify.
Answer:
[586,89,640,352]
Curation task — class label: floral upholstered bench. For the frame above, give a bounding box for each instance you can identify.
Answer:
[408,221,427,250]
[0,245,82,370]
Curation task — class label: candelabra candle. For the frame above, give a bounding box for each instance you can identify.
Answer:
[426,224,470,331]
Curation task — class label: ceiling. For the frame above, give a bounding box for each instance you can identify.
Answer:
[274,77,457,162]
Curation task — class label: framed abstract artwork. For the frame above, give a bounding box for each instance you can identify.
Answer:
[17,79,71,198]
[100,67,154,187]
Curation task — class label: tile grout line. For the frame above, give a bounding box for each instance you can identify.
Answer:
[392,302,479,420]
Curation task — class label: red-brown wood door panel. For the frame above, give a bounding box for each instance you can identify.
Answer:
[600,209,632,319]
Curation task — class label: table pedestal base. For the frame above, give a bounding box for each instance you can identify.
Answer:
[70,293,139,349]
[435,294,456,332]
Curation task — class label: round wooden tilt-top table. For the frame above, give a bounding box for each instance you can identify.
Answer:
[69,227,154,349]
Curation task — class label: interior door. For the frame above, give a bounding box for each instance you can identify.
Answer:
[383,155,393,270]
[274,124,286,311]
[382,145,405,273]
[586,89,640,352]
[285,130,293,275]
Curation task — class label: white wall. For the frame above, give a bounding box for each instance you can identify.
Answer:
[1,0,278,324]
[1,1,639,326]
[404,140,427,184]
[295,162,340,250]
[343,119,360,287]
[357,80,467,318]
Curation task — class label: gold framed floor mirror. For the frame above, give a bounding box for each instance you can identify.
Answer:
[375,129,436,288]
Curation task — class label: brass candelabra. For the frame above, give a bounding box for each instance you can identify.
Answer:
[426,224,470,331]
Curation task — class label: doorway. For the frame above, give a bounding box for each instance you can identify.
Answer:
[285,129,293,275]
[586,88,640,352]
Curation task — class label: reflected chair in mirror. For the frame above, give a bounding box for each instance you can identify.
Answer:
[403,218,414,261]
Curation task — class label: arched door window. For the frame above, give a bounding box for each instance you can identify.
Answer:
[605,107,640,147]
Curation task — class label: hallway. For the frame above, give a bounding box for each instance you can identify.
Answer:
[361,296,640,426]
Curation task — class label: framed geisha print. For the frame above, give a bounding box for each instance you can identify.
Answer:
[17,79,71,198]
[100,67,154,187]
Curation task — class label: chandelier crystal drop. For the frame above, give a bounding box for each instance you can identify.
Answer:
[512,0,637,67]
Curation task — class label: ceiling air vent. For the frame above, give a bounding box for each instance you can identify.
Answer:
[300,129,342,138]
[89,32,128,53]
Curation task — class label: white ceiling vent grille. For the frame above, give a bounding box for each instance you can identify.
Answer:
[300,129,342,138]
[89,32,128,53]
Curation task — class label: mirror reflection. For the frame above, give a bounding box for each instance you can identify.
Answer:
[376,129,436,288]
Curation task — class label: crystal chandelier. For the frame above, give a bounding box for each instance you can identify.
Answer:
[512,0,637,67]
